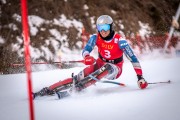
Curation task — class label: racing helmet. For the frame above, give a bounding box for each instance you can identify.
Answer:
[96,15,113,32]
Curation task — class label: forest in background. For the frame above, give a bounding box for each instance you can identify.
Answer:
[0,0,179,74]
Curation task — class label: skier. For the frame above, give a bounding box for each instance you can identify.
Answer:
[33,15,148,99]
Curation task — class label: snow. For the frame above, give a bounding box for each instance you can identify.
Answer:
[28,15,45,36]
[0,36,5,44]
[53,14,83,31]
[0,56,180,120]
[138,21,152,38]
[1,0,6,4]
[83,4,89,10]
[8,13,86,62]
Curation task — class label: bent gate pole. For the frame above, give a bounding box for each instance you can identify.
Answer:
[163,4,180,53]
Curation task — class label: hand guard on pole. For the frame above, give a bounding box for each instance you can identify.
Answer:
[84,55,95,65]
[137,75,148,89]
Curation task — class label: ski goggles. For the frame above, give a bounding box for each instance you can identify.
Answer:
[97,24,110,32]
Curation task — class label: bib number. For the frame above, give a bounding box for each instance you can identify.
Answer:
[104,50,111,58]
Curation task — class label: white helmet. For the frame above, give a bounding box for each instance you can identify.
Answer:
[96,15,113,25]
[96,15,113,32]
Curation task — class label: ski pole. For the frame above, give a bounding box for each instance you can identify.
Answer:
[11,60,84,67]
[148,80,171,84]
[89,74,125,86]
[101,80,126,86]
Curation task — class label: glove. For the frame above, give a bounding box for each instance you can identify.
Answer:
[84,55,95,65]
[137,75,148,89]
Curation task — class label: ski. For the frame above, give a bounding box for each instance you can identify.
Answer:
[32,82,72,100]
[33,63,113,100]
[89,74,125,86]
[32,91,55,100]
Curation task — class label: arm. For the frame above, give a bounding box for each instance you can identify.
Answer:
[118,39,142,75]
[82,34,97,65]
[119,39,148,89]
[82,34,97,58]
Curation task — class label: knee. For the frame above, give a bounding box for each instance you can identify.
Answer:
[104,63,120,80]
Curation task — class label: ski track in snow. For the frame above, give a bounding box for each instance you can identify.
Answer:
[0,57,180,120]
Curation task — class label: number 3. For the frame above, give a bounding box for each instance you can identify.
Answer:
[104,50,111,58]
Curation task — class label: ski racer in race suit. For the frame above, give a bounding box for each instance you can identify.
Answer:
[36,15,148,97]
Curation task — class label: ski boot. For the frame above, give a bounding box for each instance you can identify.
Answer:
[56,91,70,99]
[33,87,55,99]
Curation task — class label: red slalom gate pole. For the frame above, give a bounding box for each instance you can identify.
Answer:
[21,0,35,120]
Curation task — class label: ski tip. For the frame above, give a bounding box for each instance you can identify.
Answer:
[119,83,126,86]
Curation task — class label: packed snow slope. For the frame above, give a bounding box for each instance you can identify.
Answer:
[0,57,180,120]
